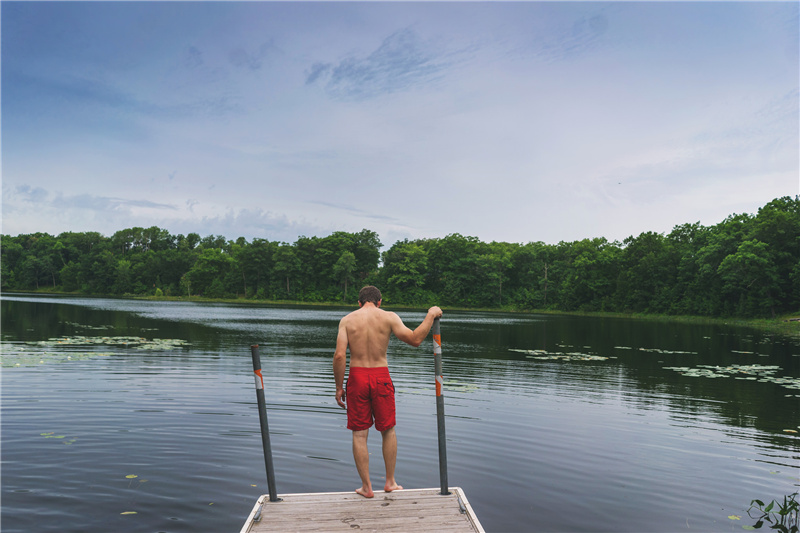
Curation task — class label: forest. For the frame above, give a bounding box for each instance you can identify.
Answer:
[1,196,798,318]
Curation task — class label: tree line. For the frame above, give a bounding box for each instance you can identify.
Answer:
[1,196,798,318]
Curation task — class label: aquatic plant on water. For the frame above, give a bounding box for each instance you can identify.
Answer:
[0,335,190,367]
[509,348,615,361]
[746,492,799,533]
[662,364,800,396]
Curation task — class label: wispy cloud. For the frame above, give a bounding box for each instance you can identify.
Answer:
[183,46,204,69]
[305,28,451,100]
[228,40,278,71]
[9,71,240,125]
[184,207,327,243]
[505,7,615,65]
[537,12,610,63]
[14,185,49,203]
[51,193,177,212]
[310,201,400,223]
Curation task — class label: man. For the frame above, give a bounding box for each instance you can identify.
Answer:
[333,285,443,498]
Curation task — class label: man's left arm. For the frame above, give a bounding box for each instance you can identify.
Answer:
[390,306,442,347]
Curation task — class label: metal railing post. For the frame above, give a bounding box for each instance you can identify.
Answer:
[250,344,280,502]
[432,318,449,495]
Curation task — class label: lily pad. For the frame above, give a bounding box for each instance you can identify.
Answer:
[1,335,190,368]
[26,335,189,350]
[663,363,800,393]
[443,380,479,393]
[510,348,614,362]
[637,347,697,355]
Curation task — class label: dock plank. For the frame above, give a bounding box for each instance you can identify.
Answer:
[241,487,484,533]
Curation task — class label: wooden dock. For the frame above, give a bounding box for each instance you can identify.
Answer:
[240,487,485,533]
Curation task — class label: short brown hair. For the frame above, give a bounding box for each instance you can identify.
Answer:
[358,285,382,305]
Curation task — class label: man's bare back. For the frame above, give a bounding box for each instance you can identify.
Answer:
[334,301,443,406]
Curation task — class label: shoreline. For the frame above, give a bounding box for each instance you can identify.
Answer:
[3,289,798,339]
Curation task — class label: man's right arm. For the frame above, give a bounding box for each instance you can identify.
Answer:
[390,306,443,347]
[333,319,348,409]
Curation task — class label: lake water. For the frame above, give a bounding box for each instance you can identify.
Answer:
[1,294,798,532]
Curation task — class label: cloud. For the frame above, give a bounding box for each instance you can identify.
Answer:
[228,40,277,70]
[183,46,204,69]
[51,193,177,212]
[523,7,615,64]
[174,207,327,244]
[309,201,400,223]
[14,185,49,203]
[305,62,330,85]
[8,70,240,128]
[756,88,799,129]
[306,28,451,100]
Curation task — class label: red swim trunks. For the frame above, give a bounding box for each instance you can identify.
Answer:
[346,366,396,432]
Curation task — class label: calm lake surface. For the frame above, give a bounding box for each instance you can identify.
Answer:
[1,294,798,532]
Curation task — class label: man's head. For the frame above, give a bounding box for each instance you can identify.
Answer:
[358,285,382,306]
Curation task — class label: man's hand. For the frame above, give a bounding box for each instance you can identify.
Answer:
[336,387,346,409]
[428,306,443,319]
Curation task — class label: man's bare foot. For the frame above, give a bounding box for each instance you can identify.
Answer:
[356,487,374,498]
[383,481,403,492]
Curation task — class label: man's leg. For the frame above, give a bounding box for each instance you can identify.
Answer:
[381,427,403,492]
[352,429,374,498]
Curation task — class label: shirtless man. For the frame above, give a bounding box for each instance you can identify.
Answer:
[333,285,443,498]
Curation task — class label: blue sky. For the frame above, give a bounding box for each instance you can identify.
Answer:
[2,1,798,248]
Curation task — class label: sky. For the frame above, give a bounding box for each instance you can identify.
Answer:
[2,1,798,249]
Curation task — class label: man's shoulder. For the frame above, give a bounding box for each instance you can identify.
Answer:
[342,306,398,321]
[379,309,403,326]
[340,307,377,321]
[340,309,360,322]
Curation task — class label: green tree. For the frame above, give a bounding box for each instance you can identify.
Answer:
[666,222,710,315]
[382,240,430,304]
[249,239,277,299]
[273,244,300,298]
[717,239,780,316]
[333,251,357,301]
[229,241,249,297]
[199,234,227,249]
[187,248,235,297]
[1,238,24,290]
[87,250,117,294]
[352,229,382,280]
[750,196,800,313]
[615,231,676,313]
[113,259,134,294]
[556,238,620,311]
[477,242,514,307]
[692,213,754,315]
[426,234,483,306]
